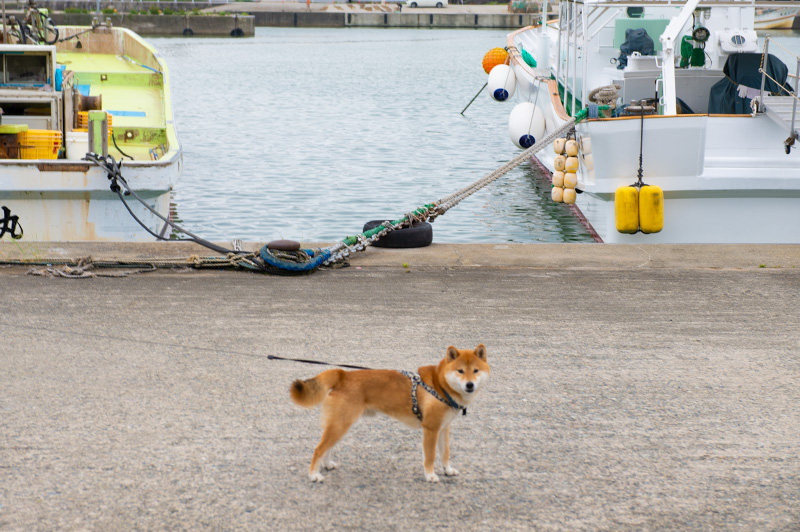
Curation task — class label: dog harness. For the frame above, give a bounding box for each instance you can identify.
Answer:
[400,371,466,422]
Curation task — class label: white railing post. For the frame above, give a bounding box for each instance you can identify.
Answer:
[659,0,701,116]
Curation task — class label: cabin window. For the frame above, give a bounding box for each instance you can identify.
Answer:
[3,54,48,85]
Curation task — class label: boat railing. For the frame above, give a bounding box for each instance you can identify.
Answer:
[758,35,799,153]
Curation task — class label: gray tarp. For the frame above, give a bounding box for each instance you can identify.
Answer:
[708,52,793,114]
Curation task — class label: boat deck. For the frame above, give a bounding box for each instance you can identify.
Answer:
[59,52,166,130]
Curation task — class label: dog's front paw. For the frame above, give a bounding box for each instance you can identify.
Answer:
[323,460,338,471]
[425,472,440,483]
[309,472,325,483]
[444,465,459,477]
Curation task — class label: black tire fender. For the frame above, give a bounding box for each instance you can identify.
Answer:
[362,220,433,249]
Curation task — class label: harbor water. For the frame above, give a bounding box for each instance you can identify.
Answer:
[152,27,800,244]
[155,27,596,244]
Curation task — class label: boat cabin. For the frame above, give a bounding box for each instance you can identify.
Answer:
[0,23,177,163]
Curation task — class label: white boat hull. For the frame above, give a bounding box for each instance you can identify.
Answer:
[755,8,799,30]
[507,6,800,244]
[0,26,181,242]
[0,155,181,242]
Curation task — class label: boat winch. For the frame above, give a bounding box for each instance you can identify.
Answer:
[487,64,516,102]
[508,102,546,149]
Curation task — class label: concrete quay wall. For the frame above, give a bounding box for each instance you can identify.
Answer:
[51,12,255,36]
[253,11,537,28]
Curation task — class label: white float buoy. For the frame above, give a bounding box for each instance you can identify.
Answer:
[488,64,516,102]
[508,102,546,149]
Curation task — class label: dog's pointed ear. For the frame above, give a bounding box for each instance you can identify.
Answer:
[475,344,487,360]
[446,346,459,361]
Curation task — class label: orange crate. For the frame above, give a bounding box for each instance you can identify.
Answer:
[18,130,62,160]
[77,111,112,129]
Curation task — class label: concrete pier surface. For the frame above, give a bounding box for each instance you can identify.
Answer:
[1,243,799,530]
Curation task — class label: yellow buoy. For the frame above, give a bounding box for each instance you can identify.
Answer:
[482,48,509,74]
[554,155,566,172]
[563,172,577,189]
[563,188,577,204]
[552,170,564,187]
[553,138,566,155]
[565,156,579,173]
[639,185,664,234]
[551,186,564,203]
[615,186,639,234]
[565,139,579,157]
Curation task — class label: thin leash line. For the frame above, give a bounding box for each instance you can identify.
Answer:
[0,320,372,367]
[267,354,372,371]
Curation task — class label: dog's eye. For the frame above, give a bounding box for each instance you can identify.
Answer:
[457,369,464,374]
[473,369,478,374]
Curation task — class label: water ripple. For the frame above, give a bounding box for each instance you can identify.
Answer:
[152,28,595,243]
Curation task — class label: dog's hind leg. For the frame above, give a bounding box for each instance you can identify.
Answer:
[308,400,362,482]
[438,426,459,477]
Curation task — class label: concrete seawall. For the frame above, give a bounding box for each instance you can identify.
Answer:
[51,13,255,36]
[253,11,537,28]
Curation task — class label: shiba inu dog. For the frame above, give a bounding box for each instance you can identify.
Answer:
[290,344,490,483]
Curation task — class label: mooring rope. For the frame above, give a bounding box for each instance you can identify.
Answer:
[8,106,604,277]
[314,109,604,269]
[430,116,583,219]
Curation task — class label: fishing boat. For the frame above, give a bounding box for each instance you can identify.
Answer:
[0,4,180,241]
[754,7,799,30]
[498,0,800,243]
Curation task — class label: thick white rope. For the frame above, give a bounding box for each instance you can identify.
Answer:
[430,117,578,219]
[322,117,580,266]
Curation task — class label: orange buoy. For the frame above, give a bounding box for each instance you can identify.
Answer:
[483,47,509,74]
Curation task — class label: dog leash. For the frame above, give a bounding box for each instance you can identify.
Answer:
[267,354,372,371]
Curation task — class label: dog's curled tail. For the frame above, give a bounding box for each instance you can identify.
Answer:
[290,369,345,408]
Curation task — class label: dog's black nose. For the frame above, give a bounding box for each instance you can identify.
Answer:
[465,382,475,392]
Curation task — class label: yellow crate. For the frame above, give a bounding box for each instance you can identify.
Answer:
[18,129,62,160]
[77,111,113,129]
